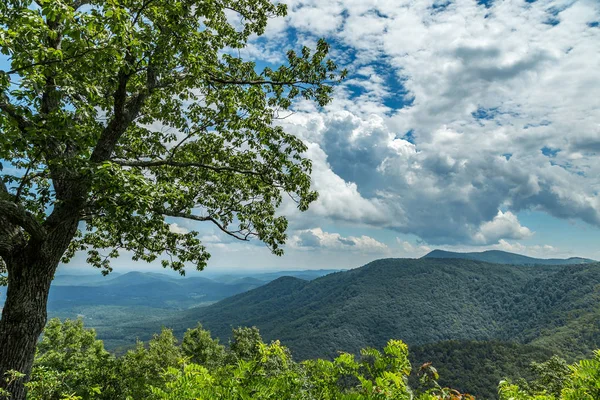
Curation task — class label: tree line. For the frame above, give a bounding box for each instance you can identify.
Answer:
[2,319,599,400]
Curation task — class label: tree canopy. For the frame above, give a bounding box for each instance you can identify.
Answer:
[0,1,343,397]
[0,0,343,275]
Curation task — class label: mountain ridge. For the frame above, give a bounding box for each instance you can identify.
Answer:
[422,249,595,265]
[117,257,600,362]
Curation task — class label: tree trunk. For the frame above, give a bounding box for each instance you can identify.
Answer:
[0,257,55,400]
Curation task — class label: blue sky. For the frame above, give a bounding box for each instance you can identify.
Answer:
[193,0,600,271]
[4,0,600,273]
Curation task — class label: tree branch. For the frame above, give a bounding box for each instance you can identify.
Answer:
[90,51,160,163]
[2,47,106,76]
[131,0,157,26]
[0,94,31,133]
[207,74,313,87]
[0,200,47,242]
[110,159,262,176]
[161,210,251,241]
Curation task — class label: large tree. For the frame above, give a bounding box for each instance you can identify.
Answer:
[0,0,342,397]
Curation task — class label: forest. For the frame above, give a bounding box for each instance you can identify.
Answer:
[122,259,600,359]
[3,318,598,400]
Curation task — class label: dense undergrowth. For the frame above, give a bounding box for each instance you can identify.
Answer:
[2,319,600,400]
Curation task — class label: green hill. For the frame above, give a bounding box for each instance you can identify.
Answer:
[423,249,595,265]
[119,258,600,359]
[26,256,600,398]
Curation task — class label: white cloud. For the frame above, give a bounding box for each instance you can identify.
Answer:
[264,0,600,247]
[168,223,189,234]
[289,228,389,254]
[492,239,558,258]
[473,211,533,245]
[396,238,431,256]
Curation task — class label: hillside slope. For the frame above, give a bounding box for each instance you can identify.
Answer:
[123,258,600,361]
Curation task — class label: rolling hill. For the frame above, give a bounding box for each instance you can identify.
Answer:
[422,249,595,265]
[121,258,600,359]
[109,256,600,398]
[44,271,263,310]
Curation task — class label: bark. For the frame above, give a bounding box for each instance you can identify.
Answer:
[0,205,80,399]
[0,258,54,400]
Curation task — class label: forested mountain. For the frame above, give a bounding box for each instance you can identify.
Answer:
[107,257,600,397]
[130,258,600,360]
[423,249,595,265]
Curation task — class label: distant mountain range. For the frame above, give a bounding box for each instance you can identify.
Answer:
[423,249,595,265]
[0,269,340,309]
[45,271,265,310]
[0,268,339,350]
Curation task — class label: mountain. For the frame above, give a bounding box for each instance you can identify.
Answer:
[106,258,600,398]
[1,268,341,350]
[43,271,264,310]
[1,269,339,309]
[423,249,595,265]
[110,257,600,397]
[205,269,341,284]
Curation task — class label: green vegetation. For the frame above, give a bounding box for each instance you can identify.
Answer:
[99,257,600,398]
[5,319,600,400]
[119,259,600,363]
[409,341,555,399]
[0,0,344,395]
[5,319,476,399]
[0,269,338,351]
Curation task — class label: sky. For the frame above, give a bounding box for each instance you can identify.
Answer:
[5,0,600,273]
[175,0,600,272]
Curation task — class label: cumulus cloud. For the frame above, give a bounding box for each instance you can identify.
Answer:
[396,238,431,256]
[168,223,189,234]
[290,228,389,253]
[263,0,600,247]
[492,239,557,258]
[473,211,533,245]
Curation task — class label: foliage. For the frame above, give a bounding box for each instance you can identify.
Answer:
[181,323,226,369]
[409,341,555,399]
[26,319,118,400]
[515,356,572,398]
[26,319,600,400]
[229,326,265,361]
[27,319,478,400]
[499,350,600,400]
[0,0,344,274]
[15,258,600,398]
[54,258,600,398]
[118,328,184,399]
[120,259,600,365]
[0,0,343,394]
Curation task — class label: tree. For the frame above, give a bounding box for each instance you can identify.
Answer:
[229,326,264,361]
[181,323,226,369]
[0,0,343,397]
[26,318,119,400]
[119,328,183,399]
